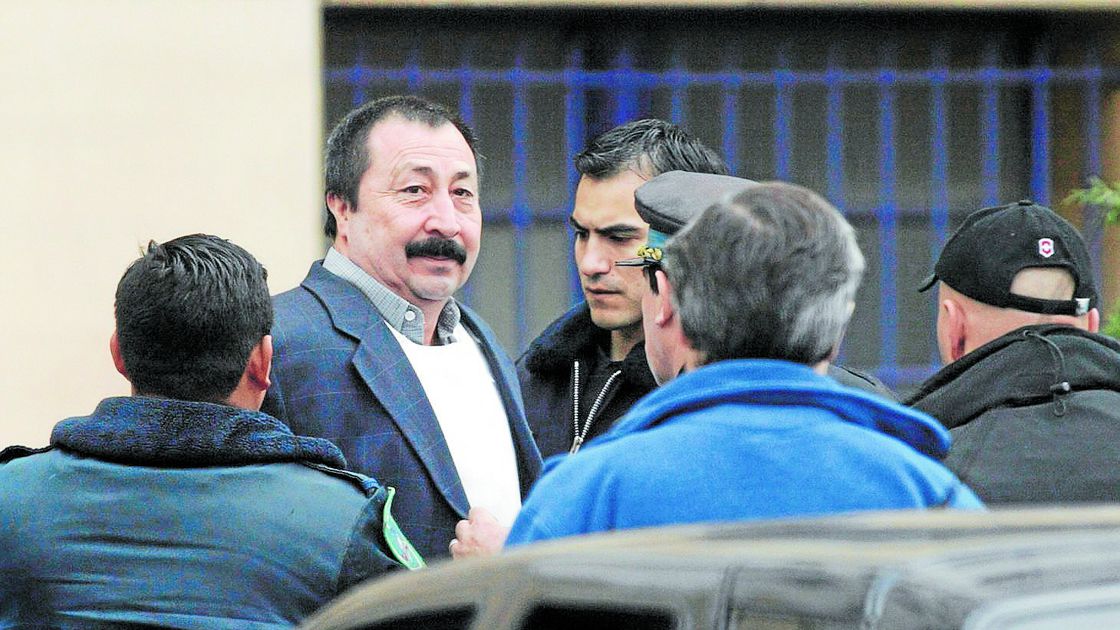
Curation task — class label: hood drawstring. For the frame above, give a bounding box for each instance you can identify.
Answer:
[1022,330,1071,417]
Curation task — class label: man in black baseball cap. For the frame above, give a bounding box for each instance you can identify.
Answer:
[918,198,1097,325]
[619,171,895,398]
[905,199,1120,504]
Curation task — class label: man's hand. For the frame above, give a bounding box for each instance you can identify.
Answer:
[449,507,509,560]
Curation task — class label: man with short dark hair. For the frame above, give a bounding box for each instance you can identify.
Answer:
[905,200,1120,503]
[504,178,980,545]
[0,235,410,628]
[519,119,729,460]
[262,95,541,561]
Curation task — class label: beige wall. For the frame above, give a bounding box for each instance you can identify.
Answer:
[0,0,323,447]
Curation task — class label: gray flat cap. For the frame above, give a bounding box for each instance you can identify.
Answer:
[618,171,759,266]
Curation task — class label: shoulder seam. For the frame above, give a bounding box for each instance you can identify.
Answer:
[301,462,381,497]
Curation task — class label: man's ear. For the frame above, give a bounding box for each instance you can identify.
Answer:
[940,297,968,363]
[109,331,128,379]
[653,269,676,326]
[326,193,351,238]
[246,335,273,392]
[1087,307,1101,334]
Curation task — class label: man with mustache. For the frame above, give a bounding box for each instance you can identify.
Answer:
[262,95,541,562]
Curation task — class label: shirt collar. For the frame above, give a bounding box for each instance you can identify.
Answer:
[322,247,460,345]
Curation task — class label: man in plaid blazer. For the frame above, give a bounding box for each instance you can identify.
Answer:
[262,95,541,562]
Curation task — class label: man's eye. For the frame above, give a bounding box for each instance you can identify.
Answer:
[453,188,475,198]
[609,234,635,243]
[401,185,425,194]
[573,230,589,239]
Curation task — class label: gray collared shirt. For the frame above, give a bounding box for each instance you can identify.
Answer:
[322,247,460,345]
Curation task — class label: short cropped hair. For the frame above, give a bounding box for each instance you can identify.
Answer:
[114,234,273,402]
[664,182,864,366]
[574,119,728,180]
[323,95,480,238]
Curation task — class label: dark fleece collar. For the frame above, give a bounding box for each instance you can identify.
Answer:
[521,302,657,389]
[51,396,347,469]
[905,324,1120,429]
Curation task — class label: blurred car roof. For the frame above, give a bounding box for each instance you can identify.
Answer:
[303,506,1120,630]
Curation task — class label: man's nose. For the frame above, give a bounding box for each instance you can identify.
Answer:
[424,191,461,238]
[578,239,613,277]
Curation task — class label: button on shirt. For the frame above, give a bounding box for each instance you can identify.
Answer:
[322,248,459,345]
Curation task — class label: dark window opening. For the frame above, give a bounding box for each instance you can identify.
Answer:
[518,602,676,630]
[358,606,474,630]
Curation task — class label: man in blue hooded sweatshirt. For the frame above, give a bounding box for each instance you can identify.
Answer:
[504,176,981,545]
[0,235,416,628]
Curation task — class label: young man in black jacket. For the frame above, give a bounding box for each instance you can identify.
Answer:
[518,119,729,459]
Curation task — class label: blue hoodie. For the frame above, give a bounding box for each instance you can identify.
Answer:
[507,359,982,546]
[0,397,408,628]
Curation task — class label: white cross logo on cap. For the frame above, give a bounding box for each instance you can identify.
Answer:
[1038,238,1055,258]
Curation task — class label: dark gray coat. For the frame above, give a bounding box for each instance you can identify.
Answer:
[906,324,1120,504]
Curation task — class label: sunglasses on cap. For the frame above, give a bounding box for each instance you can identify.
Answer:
[616,244,663,293]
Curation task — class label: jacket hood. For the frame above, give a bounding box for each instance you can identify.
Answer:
[51,396,348,468]
[906,324,1120,429]
[603,359,951,459]
[521,302,657,389]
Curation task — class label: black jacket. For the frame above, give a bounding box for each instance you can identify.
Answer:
[518,304,658,458]
[520,303,896,458]
[906,324,1120,504]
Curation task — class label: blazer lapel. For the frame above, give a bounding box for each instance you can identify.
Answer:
[302,264,471,519]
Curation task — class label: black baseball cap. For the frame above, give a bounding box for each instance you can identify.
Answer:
[616,171,759,267]
[918,199,1097,316]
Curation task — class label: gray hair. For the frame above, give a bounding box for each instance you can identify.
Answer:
[663,182,864,366]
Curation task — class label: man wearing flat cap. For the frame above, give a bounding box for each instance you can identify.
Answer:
[905,200,1120,504]
[501,178,979,545]
[448,171,898,558]
[619,171,896,395]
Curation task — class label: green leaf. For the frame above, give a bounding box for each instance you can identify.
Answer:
[1064,176,1120,226]
[1104,299,1120,341]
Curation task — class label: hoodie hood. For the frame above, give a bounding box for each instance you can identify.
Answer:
[603,359,951,459]
[906,324,1120,429]
[51,396,348,469]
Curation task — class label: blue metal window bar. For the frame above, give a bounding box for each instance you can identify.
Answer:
[326,38,1120,391]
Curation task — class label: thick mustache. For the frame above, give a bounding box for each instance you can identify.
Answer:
[405,237,467,265]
